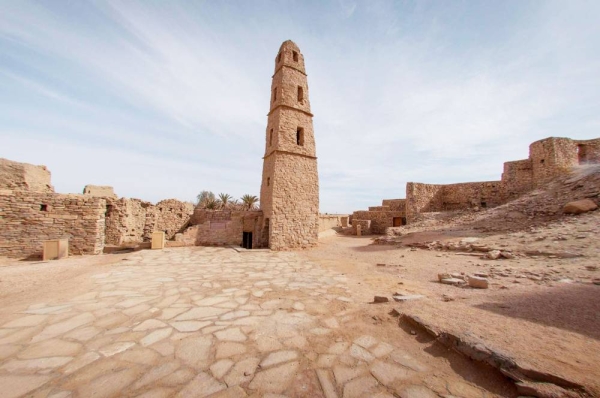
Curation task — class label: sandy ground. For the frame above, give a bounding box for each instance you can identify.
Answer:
[302,211,600,396]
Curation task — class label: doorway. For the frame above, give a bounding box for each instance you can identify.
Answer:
[393,217,402,227]
[242,232,253,249]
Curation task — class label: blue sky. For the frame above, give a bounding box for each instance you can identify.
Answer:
[1,1,599,213]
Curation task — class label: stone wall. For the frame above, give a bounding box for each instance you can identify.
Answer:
[530,137,600,187]
[155,199,195,239]
[501,159,534,200]
[83,185,117,198]
[105,198,193,245]
[381,199,406,211]
[405,183,444,222]
[0,158,54,193]
[352,220,372,235]
[318,214,347,232]
[352,210,406,234]
[441,181,504,210]
[184,209,264,248]
[0,191,105,258]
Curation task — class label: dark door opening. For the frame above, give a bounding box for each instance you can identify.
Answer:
[242,232,253,249]
[401,217,407,225]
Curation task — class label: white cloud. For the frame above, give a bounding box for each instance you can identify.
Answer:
[0,1,599,213]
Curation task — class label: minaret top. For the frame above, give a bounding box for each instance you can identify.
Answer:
[274,40,306,75]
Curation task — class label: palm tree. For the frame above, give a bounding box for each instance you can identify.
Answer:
[218,193,233,209]
[204,198,219,210]
[240,194,259,210]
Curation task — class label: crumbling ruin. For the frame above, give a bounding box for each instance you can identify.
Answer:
[353,137,600,232]
[0,40,322,258]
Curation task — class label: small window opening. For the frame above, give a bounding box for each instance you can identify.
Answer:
[480,202,487,208]
[267,177,270,186]
[40,204,48,211]
[269,129,273,146]
[273,88,277,102]
[540,159,545,164]
[297,86,304,102]
[105,205,113,216]
[277,53,282,63]
[293,51,298,62]
[296,127,305,146]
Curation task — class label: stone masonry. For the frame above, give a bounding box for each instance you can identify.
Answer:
[0,158,54,193]
[0,191,105,258]
[259,40,319,250]
[353,137,600,230]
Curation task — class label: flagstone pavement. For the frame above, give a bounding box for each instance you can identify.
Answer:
[0,247,493,398]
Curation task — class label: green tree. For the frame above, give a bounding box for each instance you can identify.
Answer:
[196,191,215,207]
[240,194,259,210]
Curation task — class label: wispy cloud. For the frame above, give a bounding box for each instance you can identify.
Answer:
[0,1,599,212]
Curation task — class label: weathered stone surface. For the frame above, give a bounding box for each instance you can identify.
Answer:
[563,199,598,214]
[249,361,299,392]
[467,275,489,289]
[176,372,226,398]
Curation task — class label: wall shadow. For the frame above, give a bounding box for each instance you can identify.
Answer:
[475,283,600,340]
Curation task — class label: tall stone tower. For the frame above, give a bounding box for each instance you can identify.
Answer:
[259,40,319,250]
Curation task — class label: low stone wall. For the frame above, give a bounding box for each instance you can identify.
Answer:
[0,158,54,193]
[318,214,348,232]
[352,210,405,234]
[352,220,371,235]
[183,210,264,248]
[0,190,105,258]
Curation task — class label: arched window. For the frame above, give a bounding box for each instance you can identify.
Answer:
[297,86,304,102]
[293,51,298,62]
[269,129,273,146]
[273,88,277,102]
[267,177,270,186]
[277,53,282,63]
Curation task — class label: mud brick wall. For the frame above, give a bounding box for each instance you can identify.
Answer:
[0,191,105,258]
[352,210,405,234]
[184,210,264,248]
[0,158,54,193]
[502,159,534,199]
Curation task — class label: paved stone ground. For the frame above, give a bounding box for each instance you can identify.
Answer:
[0,247,497,398]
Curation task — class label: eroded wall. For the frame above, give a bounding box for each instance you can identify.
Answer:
[0,158,54,193]
[105,198,193,245]
[0,191,105,258]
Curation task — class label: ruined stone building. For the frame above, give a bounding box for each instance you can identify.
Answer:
[0,40,323,259]
[259,40,320,250]
[352,137,600,234]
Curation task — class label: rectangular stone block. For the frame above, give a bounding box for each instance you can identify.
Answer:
[43,239,68,260]
[151,231,165,250]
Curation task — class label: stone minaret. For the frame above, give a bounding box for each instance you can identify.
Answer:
[259,40,319,250]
